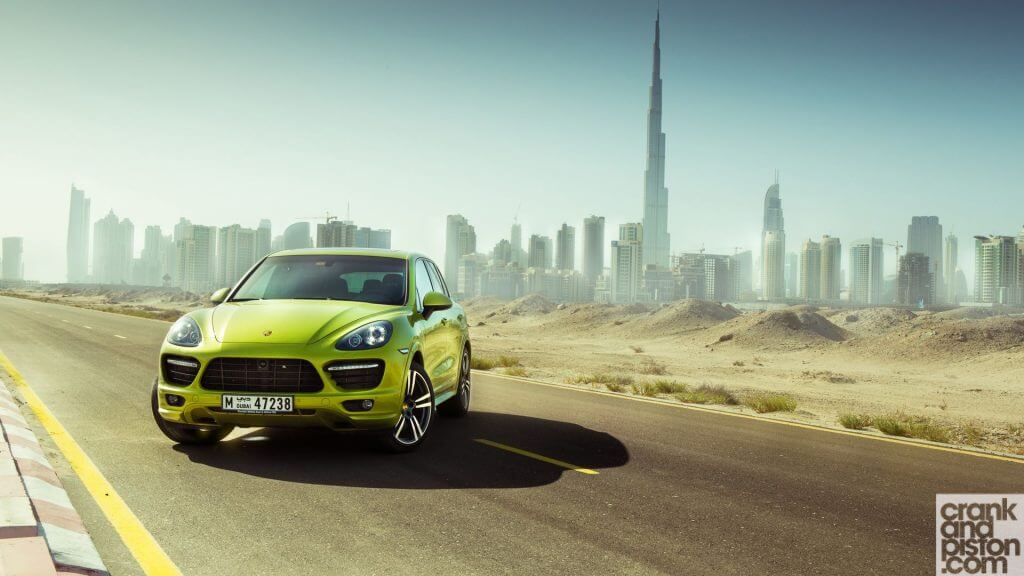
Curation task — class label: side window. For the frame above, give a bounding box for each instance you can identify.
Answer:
[425,260,449,297]
[414,259,435,310]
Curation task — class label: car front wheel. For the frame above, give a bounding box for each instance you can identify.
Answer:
[150,379,234,445]
[378,362,435,453]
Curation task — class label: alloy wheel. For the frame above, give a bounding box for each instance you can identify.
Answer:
[393,368,433,446]
[459,349,471,407]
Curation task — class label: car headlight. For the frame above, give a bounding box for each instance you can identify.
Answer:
[336,320,392,351]
[167,316,202,347]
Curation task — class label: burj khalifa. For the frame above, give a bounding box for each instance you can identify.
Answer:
[642,10,670,269]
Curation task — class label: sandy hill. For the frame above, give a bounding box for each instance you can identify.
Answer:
[710,307,849,350]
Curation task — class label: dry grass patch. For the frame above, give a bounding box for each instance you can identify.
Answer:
[637,358,668,375]
[743,393,797,413]
[503,366,528,377]
[674,384,738,405]
[566,373,635,387]
[631,382,659,397]
[873,412,951,443]
[838,413,873,430]
[471,355,521,371]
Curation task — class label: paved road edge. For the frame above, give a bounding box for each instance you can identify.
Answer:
[476,370,1024,465]
[0,368,109,575]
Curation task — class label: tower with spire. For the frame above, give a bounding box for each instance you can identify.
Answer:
[642,9,670,269]
[761,171,786,300]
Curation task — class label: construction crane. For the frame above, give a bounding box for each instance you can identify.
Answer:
[296,212,338,225]
[886,240,904,263]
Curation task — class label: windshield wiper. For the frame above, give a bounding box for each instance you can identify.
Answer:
[229,298,261,302]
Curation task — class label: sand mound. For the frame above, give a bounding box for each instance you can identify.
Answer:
[712,309,848,349]
[830,308,918,335]
[932,307,1003,321]
[628,299,740,336]
[860,315,1024,360]
[487,294,557,317]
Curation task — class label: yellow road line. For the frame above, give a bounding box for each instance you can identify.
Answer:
[476,371,1024,466]
[0,350,182,576]
[114,335,127,340]
[475,438,598,475]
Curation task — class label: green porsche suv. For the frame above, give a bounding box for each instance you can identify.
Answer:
[151,248,471,452]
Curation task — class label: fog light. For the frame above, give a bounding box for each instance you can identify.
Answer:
[165,394,185,407]
[341,399,374,412]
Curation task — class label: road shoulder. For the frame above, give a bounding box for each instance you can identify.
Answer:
[0,367,109,575]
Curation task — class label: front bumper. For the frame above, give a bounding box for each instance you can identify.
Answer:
[155,343,409,431]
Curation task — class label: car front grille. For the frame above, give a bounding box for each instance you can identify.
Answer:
[162,355,200,386]
[324,360,385,390]
[200,358,323,393]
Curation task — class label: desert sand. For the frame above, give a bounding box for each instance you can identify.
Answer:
[4,285,1022,455]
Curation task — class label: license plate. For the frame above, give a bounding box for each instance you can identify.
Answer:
[220,395,294,414]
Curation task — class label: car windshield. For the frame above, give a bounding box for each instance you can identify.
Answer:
[231,255,407,306]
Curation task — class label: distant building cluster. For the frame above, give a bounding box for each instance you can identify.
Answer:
[58,186,390,294]
[431,13,1024,310]
[25,11,1024,311]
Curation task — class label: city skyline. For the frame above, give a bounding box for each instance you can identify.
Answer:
[2,1,1023,283]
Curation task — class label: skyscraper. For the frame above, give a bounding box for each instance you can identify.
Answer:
[256,219,272,259]
[641,11,670,269]
[730,250,753,299]
[907,216,943,299]
[445,215,476,285]
[849,238,884,304]
[317,220,356,247]
[820,235,842,301]
[785,252,798,298]
[354,227,391,249]
[761,178,786,299]
[510,221,525,268]
[800,239,821,300]
[492,239,512,266]
[611,223,644,304]
[1,237,24,281]
[283,222,312,250]
[974,235,1020,305]
[176,224,218,293]
[66,184,90,282]
[139,225,167,286]
[944,234,960,304]
[897,253,933,308]
[556,223,575,271]
[92,211,134,284]
[218,224,258,287]
[582,216,605,282]
[527,235,550,269]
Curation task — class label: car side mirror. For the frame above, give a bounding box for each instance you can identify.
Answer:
[210,287,230,304]
[422,291,452,317]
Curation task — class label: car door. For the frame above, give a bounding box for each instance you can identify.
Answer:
[425,259,462,385]
[413,258,448,385]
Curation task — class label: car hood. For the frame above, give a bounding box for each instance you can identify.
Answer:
[211,300,398,345]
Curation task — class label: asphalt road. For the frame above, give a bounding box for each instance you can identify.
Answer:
[0,295,1020,575]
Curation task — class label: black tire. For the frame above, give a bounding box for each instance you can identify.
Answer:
[439,346,471,418]
[151,379,234,445]
[377,362,435,453]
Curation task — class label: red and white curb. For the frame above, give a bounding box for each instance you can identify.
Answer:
[0,383,108,575]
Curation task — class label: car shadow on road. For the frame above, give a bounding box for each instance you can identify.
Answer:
[172,411,629,489]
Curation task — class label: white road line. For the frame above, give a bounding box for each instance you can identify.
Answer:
[82,325,93,330]
[61,320,71,324]
[114,335,127,339]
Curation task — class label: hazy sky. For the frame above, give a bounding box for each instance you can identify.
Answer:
[1,0,1022,283]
